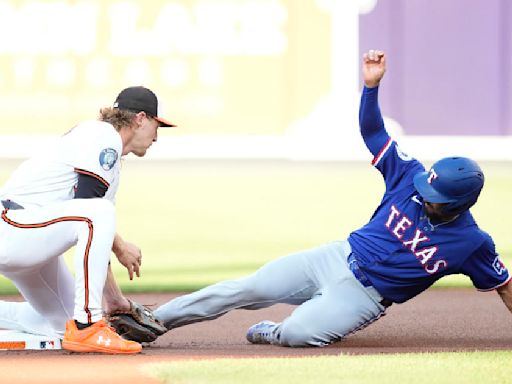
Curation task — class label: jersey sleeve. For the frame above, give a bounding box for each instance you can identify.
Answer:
[460,235,511,291]
[359,86,389,157]
[64,121,122,190]
[359,86,424,192]
[74,172,109,198]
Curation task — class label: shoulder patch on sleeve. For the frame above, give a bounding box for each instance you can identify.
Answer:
[99,148,118,171]
[493,255,507,276]
[396,145,413,161]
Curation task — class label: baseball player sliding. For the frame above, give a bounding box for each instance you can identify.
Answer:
[0,86,173,353]
[120,50,512,347]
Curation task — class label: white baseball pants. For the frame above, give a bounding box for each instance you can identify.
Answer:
[154,240,387,347]
[0,198,116,337]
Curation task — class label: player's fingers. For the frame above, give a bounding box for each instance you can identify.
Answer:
[366,49,384,63]
[133,263,140,278]
[128,265,134,280]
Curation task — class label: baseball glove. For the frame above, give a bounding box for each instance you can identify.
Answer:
[107,299,167,343]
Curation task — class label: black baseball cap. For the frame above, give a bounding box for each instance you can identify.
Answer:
[113,86,176,127]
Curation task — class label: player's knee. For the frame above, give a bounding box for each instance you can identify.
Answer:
[240,275,270,301]
[279,320,330,347]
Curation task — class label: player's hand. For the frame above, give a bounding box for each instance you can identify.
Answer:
[362,49,386,88]
[113,241,142,280]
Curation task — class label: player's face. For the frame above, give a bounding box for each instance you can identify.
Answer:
[130,114,160,157]
[423,201,452,222]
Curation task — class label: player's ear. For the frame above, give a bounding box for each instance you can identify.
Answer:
[134,111,146,127]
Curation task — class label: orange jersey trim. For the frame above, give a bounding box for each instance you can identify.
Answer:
[74,168,110,188]
[1,209,95,323]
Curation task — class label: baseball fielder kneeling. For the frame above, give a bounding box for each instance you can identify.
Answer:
[0,86,173,353]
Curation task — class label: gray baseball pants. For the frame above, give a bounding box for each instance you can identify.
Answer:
[154,240,387,347]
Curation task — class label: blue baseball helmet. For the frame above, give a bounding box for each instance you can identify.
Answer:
[413,157,484,215]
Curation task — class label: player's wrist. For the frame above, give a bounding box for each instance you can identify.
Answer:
[364,80,380,88]
[104,295,131,314]
[112,234,126,255]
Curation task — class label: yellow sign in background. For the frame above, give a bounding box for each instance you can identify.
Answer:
[0,0,331,135]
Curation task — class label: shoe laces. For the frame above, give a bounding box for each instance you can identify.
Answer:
[255,327,273,339]
[95,320,118,334]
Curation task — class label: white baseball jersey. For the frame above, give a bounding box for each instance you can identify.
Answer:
[0,120,123,334]
[0,121,122,207]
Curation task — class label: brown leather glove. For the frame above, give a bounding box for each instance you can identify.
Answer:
[107,300,167,343]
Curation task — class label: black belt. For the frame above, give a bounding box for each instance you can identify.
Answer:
[1,200,24,210]
[347,253,392,308]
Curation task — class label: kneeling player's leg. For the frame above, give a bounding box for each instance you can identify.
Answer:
[0,199,115,323]
[0,199,115,325]
[0,300,55,337]
[1,199,140,353]
[0,255,74,338]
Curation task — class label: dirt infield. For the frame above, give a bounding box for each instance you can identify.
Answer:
[1,288,512,383]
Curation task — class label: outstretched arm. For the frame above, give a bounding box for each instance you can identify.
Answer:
[359,50,390,156]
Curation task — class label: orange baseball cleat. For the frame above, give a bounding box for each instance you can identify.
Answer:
[62,319,142,354]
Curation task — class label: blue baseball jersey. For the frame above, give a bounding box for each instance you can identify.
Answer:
[348,86,510,303]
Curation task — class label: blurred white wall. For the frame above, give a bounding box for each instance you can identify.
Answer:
[0,0,509,161]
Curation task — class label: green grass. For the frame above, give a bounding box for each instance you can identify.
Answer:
[145,351,512,384]
[0,159,510,294]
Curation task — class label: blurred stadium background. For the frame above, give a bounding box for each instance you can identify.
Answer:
[0,0,510,292]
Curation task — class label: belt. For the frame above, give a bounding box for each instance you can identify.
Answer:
[347,253,392,308]
[1,200,24,210]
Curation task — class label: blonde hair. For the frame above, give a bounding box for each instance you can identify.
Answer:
[98,107,137,131]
